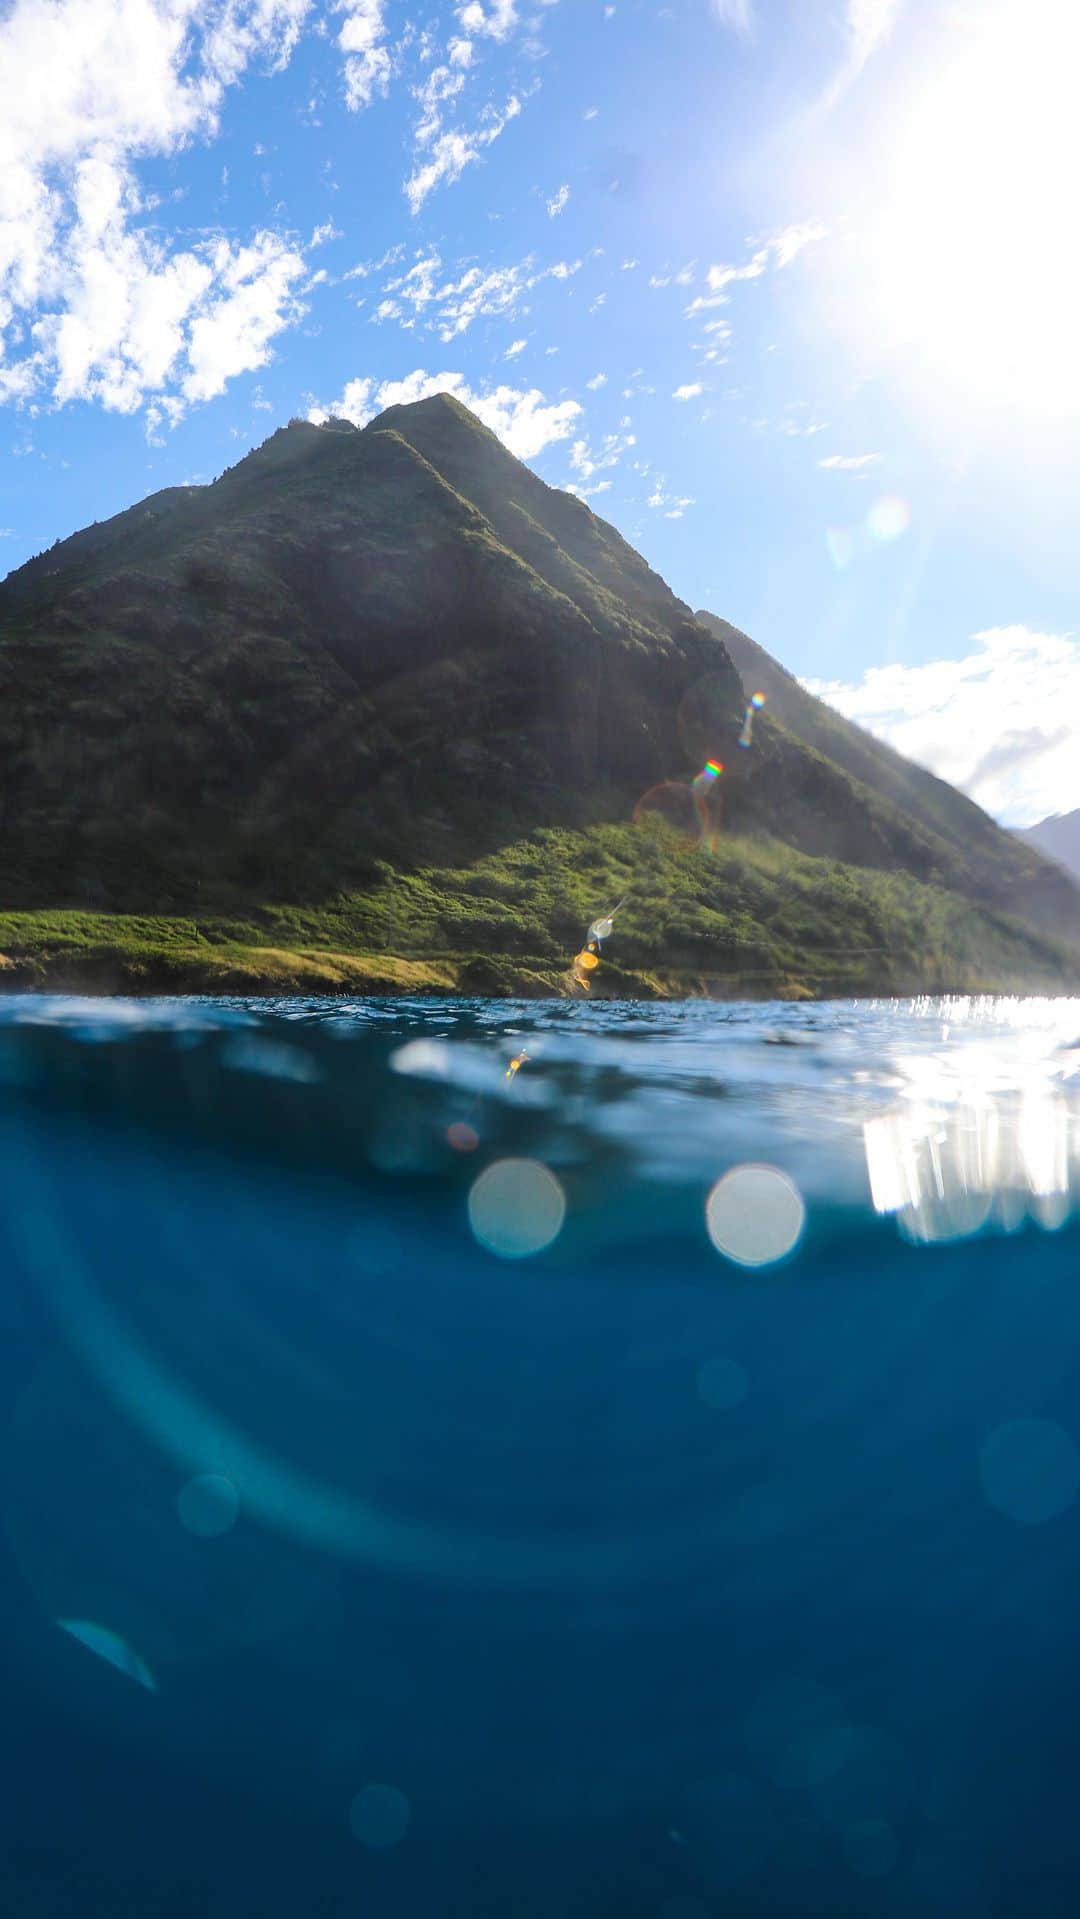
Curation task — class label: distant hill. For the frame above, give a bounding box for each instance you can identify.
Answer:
[1016,810,1080,885]
[0,394,1077,996]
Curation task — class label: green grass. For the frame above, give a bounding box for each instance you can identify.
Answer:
[2,822,1075,998]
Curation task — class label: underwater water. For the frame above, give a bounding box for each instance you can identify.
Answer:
[2,993,1080,1918]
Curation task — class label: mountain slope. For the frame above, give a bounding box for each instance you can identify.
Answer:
[1017,810,1080,885]
[0,398,748,908]
[697,611,1080,942]
[0,394,1077,995]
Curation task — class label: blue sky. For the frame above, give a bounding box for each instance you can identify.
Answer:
[2,0,1078,824]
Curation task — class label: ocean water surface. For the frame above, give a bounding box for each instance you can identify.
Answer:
[2,993,1079,1917]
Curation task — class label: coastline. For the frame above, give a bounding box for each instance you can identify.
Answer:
[1,937,1075,1002]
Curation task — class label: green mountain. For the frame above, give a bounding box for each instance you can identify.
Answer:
[0,393,1077,996]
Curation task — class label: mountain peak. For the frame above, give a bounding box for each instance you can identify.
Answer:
[371,389,504,456]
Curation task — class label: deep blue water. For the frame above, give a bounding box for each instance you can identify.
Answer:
[2,993,1079,1917]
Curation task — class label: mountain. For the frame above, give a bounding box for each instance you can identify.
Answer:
[0,397,748,904]
[696,612,1080,944]
[1016,810,1080,886]
[0,393,1077,997]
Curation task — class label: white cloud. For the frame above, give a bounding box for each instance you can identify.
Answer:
[804,625,1080,827]
[646,477,694,517]
[504,336,526,358]
[183,232,307,402]
[586,372,606,389]
[369,249,580,341]
[400,0,536,209]
[690,223,826,315]
[568,424,634,484]
[818,452,882,470]
[335,0,391,111]
[770,220,829,268]
[0,0,313,423]
[822,0,904,108]
[457,0,518,41]
[404,93,521,211]
[309,368,581,461]
[673,382,702,401]
[546,182,570,218]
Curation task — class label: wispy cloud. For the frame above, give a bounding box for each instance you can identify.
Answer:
[647,477,695,519]
[405,94,522,211]
[369,248,581,340]
[564,423,634,497]
[546,183,570,218]
[673,382,703,401]
[818,452,882,470]
[805,625,1080,826]
[687,223,826,317]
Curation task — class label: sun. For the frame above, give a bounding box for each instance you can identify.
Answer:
[854,0,1080,421]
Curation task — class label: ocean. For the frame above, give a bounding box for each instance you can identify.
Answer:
[1,993,1078,1917]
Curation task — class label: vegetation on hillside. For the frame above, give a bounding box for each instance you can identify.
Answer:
[1,822,1074,998]
[1,394,1078,997]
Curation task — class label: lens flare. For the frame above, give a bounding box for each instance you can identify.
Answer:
[572,948,600,990]
[866,495,910,542]
[349,1784,411,1849]
[57,1618,157,1693]
[587,899,624,946]
[691,764,725,852]
[705,1165,806,1268]
[467,1158,567,1259]
[738,692,765,749]
[980,1418,1080,1526]
[633,780,699,840]
[177,1472,239,1538]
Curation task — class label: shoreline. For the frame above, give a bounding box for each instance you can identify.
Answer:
[1,941,1075,1002]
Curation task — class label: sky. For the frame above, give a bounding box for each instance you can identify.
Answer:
[1,0,1078,827]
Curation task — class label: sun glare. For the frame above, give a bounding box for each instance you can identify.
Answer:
[857,0,1080,420]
